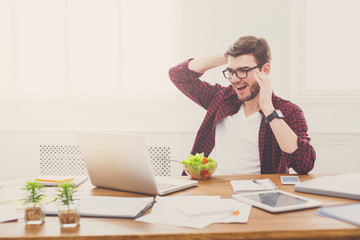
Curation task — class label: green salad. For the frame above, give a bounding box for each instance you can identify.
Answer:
[181,153,217,179]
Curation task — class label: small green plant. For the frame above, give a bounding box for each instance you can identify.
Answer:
[57,182,78,209]
[23,181,44,207]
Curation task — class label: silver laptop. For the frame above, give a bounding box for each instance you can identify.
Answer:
[76,132,198,195]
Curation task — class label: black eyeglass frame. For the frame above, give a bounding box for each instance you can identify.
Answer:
[222,64,263,80]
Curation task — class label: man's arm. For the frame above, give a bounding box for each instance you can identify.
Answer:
[254,69,298,154]
[268,117,299,154]
[255,68,315,173]
[188,53,227,73]
[169,54,227,110]
[280,106,315,174]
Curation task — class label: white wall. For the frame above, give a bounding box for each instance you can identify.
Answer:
[0,0,359,180]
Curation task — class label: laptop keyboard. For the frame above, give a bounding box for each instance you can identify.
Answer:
[157,182,177,190]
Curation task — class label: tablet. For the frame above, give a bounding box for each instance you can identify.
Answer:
[232,190,323,213]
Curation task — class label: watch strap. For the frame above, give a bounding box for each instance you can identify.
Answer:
[265,110,284,124]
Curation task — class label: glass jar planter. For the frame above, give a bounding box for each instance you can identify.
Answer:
[24,202,45,225]
[58,204,80,228]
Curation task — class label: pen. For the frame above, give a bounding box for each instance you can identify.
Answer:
[135,200,156,219]
[252,179,260,184]
[251,179,265,188]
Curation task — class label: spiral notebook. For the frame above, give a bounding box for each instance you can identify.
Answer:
[35,175,88,187]
[317,202,360,226]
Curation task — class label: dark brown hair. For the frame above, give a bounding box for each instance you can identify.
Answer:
[225,36,271,65]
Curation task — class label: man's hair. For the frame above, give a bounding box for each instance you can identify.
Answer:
[225,36,271,65]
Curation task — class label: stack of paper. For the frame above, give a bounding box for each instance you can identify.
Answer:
[231,179,277,193]
[317,203,360,226]
[136,195,251,229]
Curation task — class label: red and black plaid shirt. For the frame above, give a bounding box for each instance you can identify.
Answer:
[169,59,316,174]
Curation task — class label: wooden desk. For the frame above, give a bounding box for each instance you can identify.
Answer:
[1,174,359,240]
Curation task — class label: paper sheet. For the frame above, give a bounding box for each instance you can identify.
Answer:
[0,202,21,223]
[136,195,251,229]
[215,199,251,223]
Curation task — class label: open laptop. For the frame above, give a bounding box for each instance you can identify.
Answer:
[76,132,198,195]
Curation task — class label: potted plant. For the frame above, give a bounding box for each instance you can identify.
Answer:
[22,181,45,225]
[57,182,80,228]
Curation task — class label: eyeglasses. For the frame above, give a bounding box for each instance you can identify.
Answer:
[222,64,263,80]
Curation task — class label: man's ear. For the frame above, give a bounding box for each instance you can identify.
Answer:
[262,63,270,75]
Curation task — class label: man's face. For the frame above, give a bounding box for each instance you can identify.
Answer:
[226,54,261,102]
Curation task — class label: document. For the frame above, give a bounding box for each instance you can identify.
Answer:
[46,196,154,219]
[231,178,277,193]
[136,195,251,229]
[316,203,360,226]
[215,199,252,223]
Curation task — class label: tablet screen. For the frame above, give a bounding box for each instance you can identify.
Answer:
[243,192,308,207]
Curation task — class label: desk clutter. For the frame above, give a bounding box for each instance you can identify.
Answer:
[0,174,360,229]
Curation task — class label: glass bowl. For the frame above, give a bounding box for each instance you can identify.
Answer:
[183,162,217,180]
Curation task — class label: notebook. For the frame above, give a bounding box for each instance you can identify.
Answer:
[46,196,155,219]
[35,175,88,187]
[294,173,360,200]
[231,178,277,193]
[317,203,360,226]
[75,132,198,195]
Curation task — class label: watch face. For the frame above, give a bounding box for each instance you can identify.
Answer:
[275,110,284,118]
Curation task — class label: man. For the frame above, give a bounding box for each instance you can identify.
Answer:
[169,36,315,175]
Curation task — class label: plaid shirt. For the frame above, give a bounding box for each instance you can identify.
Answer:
[169,59,316,174]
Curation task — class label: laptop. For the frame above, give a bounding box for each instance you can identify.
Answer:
[76,132,198,195]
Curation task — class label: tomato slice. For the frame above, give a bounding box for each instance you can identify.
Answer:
[202,157,207,164]
[200,169,210,178]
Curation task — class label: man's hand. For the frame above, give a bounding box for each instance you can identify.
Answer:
[254,68,274,116]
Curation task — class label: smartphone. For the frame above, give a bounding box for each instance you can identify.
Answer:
[280,176,300,185]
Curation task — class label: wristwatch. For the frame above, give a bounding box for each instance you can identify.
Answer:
[265,110,284,124]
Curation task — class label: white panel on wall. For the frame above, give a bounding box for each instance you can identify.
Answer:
[0,132,40,180]
[181,133,196,158]
[15,0,66,94]
[120,0,178,93]
[304,0,360,92]
[310,134,360,174]
[0,0,12,98]
[68,0,120,94]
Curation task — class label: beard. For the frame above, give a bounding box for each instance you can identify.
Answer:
[236,81,260,102]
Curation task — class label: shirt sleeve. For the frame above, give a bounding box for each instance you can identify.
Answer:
[281,105,316,174]
[169,59,224,110]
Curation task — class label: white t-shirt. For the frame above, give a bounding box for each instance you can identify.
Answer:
[209,105,262,175]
